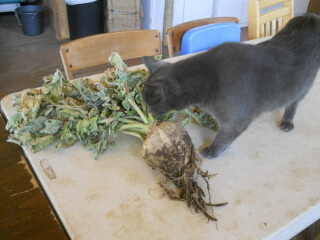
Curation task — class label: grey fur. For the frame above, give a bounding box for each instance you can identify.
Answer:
[142,13,320,159]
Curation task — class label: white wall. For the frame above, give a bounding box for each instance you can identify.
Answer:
[141,0,165,36]
[142,0,310,33]
[172,0,215,26]
[294,0,310,15]
[213,0,247,26]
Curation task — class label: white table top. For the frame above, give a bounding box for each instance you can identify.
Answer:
[1,37,320,240]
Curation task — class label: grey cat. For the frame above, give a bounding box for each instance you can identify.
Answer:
[142,13,320,159]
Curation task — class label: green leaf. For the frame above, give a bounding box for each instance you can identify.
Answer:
[41,87,50,95]
[31,100,41,119]
[47,88,63,102]
[6,112,23,132]
[7,131,33,145]
[56,123,78,148]
[109,52,127,73]
[18,116,47,134]
[91,136,115,159]
[7,136,22,145]
[52,70,65,84]
[40,119,62,135]
[56,108,86,120]
[29,135,54,153]
[11,93,21,107]
[6,54,173,158]
[181,114,191,126]
[42,107,55,117]
[118,72,131,83]
[72,78,95,92]
[96,86,111,102]
[154,55,162,61]
[76,117,99,140]
[121,92,133,111]
[190,107,219,131]
[88,108,99,118]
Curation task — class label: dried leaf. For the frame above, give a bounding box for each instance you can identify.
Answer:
[29,135,54,153]
[40,119,62,135]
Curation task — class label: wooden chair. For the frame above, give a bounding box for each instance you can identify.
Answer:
[166,17,239,58]
[248,0,294,40]
[308,0,320,15]
[60,30,161,80]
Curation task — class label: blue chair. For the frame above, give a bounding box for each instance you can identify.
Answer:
[180,22,241,55]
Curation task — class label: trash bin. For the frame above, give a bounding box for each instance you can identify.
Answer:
[65,0,104,40]
[15,5,44,36]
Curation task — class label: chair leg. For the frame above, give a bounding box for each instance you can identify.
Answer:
[14,3,21,26]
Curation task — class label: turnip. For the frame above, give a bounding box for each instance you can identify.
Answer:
[142,121,221,221]
[6,53,223,221]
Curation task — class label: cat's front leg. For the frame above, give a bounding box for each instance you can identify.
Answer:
[280,101,299,132]
[201,120,250,159]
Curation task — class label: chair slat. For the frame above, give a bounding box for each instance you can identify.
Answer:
[265,21,271,36]
[248,0,293,40]
[259,0,289,10]
[260,6,290,24]
[60,30,161,80]
[271,19,277,35]
[278,17,283,30]
[260,24,265,38]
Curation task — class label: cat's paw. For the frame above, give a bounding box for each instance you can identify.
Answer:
[201,147,220,159]
[280,121,294,132]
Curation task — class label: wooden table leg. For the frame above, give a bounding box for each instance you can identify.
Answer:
[0,114,68,240]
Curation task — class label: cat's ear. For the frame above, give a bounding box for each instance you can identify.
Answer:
[142,56,161,73]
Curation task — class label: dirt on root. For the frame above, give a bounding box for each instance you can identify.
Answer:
[141,121,224,221]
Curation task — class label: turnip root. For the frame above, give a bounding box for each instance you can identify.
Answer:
[142,121,218,221]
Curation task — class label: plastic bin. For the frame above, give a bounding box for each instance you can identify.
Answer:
[15,5,44,36]
[181,22,241,55]
[65,0,104,40]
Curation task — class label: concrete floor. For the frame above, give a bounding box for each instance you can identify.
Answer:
[0,13,68,99]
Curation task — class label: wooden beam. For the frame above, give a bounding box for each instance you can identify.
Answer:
[43,0,70,40]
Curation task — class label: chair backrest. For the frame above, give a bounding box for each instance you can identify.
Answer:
[307,0,320,15]
[166,17,239,58]
[248,0,294,40]
[180,22,241,55]
[60,30,161,80]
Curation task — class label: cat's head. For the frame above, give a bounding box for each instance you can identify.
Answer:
[142,56,186,115]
